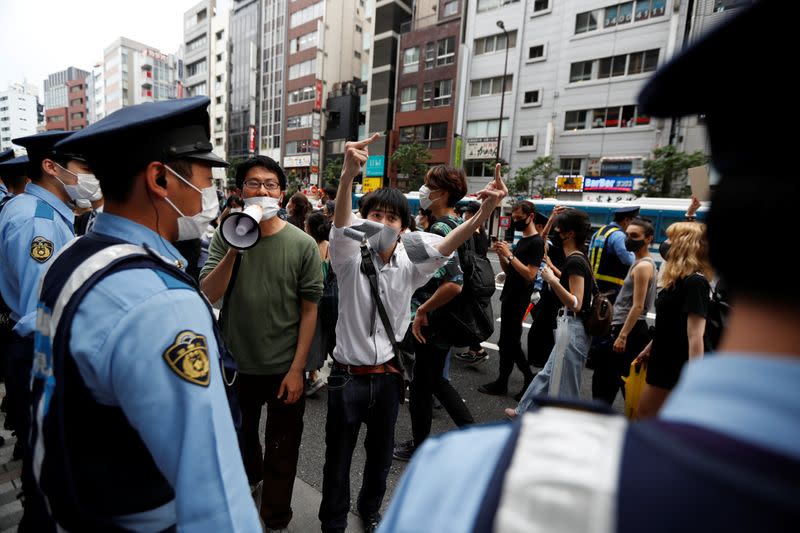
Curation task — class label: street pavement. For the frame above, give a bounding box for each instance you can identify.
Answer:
[0,258,624,532]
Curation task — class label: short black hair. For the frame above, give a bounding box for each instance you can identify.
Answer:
[556,209,592,251]
[95,157,194,203]
[323,186,337,200]
[305,211,331,243]
[359,187,410,229]
[513,200,537,217]
[234,156,287,191]
[27,153,73,182]
[629,217,655,238]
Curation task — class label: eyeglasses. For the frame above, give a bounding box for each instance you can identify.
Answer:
[243,180,281,191]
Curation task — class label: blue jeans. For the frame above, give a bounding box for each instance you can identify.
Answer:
[319,369,401,532]
[516,313,591,414]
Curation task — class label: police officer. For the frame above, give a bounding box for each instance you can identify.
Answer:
[588,205,638,299]
[0,154,30,198]
[378,2,800,531]
[0,148,14,198]
[0,131,91,509]
[28,97,261,532]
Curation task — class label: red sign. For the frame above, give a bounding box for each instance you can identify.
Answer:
[311,166,319,173]
[500,216,510,229]
[248,126,256,154]
[314,80,323,111]
[311,139,320,148]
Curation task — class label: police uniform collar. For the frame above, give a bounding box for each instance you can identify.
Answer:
[24,182,75,224]
[91,212,188,270]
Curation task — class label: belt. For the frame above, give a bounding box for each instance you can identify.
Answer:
[332,360,401,377]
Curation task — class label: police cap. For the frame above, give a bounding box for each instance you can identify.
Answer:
[0,148,14,163]
[54,96,228,172]
[459,201,481,215]
[614,205,640,217]
[12,131,80,177]
[0,155,29,178]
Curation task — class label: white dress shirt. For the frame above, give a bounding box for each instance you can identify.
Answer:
[330,213,451,366]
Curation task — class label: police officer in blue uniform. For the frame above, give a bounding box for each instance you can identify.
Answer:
[0,148,14,198]
[0,154,29,199]
[29,96,261,532]
[0,131,90,504]
[378,2,800,531]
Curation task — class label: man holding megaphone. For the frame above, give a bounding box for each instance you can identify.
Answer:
[199,155,323,531]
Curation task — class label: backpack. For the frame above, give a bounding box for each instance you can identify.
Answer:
[574,252,614,336]
[431,217,496,346]
[699,275,729,352]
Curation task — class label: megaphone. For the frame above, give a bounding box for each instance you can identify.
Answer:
[221,204,262,249]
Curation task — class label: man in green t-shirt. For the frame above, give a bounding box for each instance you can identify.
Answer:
[200,156,323,531]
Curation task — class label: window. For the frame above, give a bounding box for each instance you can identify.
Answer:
[290,30,318,52]
[528,45,545,60]
[287,113,313,129]
[523,90,540,105]
[286,139,312,154]
[70,112,84,120]
[714,0,741,13]
[475,30,517,55]
[533,0,549,11]
[423,79,452,108]
[197,8,207,22]
[560,158,582,175]
[477,0,520,12]
[597,54,626,78]
[575,10,598,34]
[354,51,361,59]
[628,49,659,74]
[356,25,363,33]
[186,34,208,53]
[466,118,508,138]
[186,59,207,77]
[651,0,665,17]
[289,59,316,79]
[403,47,420,73]
[216,96,222,104]
[569,61,593,82]
[470,75,512,97]
[290,2,324,28]
[70,98,83,106]
[399,123,448,148]
[216,53,223,62]
[400,86,417,112]
[425,42,436,69]
[437,37,455,66]
[327,139,346,154]
[519,135,536,149]
[288,86,315,104]
[564,110,588,130]
[70,85,82,93]
[443,0,458,16]
[643,49,659,72]
[216,30,224,40]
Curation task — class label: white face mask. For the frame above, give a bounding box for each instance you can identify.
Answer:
[56,164,102,202]
[243,196,280,221]
[418,185,433,210]
[163,164,220,241]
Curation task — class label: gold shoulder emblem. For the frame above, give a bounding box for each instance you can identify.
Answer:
[30,236,54,263]
[163,330,211,387]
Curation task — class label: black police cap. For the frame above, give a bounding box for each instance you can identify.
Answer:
[55,96,228,171]
[0,148,14,164]
[0,155,29,178]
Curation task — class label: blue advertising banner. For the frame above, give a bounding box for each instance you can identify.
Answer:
[365,155,385,177]
[583,176,638,192]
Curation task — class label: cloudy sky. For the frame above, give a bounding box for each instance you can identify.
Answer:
[0,0,226,96]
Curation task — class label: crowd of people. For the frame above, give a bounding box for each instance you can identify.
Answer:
[0,3,795,531]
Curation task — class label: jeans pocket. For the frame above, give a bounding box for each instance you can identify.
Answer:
[326,373,352,391]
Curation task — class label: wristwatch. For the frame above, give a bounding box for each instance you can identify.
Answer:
[507,254,514,262]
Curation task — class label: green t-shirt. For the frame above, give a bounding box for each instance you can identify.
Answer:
[200,222,323,375]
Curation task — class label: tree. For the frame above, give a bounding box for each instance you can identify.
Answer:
[323,157,343,189]
[225,158,247,190]
[285,169,305,201]
[511,156,557,197]
[636,145,707,197]
[390,143,431,191]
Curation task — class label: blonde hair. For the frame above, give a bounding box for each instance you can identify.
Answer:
[660,222,713,290]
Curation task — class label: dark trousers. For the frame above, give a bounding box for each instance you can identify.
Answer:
[236,372,305,529]
[591,321,652,405]
[319,370,400,533]
[409,338,474,446]
[497,296,535,388]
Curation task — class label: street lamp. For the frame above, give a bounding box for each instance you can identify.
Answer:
[496,20,510,166]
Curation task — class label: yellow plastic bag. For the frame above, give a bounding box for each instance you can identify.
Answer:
[622,361,647,420]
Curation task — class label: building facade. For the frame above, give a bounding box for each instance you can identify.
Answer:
[228,0,262,160]
[43,67,90,132]
[0,85,39,152]
[87,63,106,124]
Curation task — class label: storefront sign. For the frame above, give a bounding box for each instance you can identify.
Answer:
[362,177,382,193]
[365,155,385,177]
[283,155,311,168]
[556,175,584,192]
[583,176,636,192]
[465,138,499,160]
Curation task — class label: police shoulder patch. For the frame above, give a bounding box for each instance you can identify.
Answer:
[163,330,211,387]
[30,236,54,263]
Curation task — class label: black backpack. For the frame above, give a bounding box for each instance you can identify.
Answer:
[431,217,496,346]
[704,279,730,352]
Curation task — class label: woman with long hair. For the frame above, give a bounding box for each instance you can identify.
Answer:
[287,192,312,229]
[508,208,594,417]
[637,222,712,418]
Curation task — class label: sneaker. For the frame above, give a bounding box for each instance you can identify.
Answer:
[362,512,381,533]
[454,349,489,365]
[504,408,518,420]
[392,439,416,462]
[305,378,326,397]
[477,380,507,396]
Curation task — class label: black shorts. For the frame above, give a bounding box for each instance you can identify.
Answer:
[646,347,688,390]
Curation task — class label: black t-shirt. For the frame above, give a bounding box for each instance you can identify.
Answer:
[559,254,593,313]
[472,230,490,258]
[652,273,710,361]
[501,235,544,300]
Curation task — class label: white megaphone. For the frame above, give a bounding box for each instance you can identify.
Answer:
[221,204,262,249]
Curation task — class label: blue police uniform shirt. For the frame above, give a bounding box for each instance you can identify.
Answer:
[601,221,634,267]
[64,212,260,532]
[0,182,8,198]
[378,354,800,532]
[0,182,75,337]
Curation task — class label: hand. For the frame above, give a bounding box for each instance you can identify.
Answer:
[475,163,508,208]
[341,133,380,182]
[412,307,428,344]
[549,205,567,220]
[687,195,701,217]
[541,264,558,285]
[613,334,627,353]
[493,240,510,256]
[277,368,304,405]
[634,348,651,366]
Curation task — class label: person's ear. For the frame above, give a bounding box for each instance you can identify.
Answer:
[144,162,169,199]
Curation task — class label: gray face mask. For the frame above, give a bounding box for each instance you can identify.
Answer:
[343,218,400,253]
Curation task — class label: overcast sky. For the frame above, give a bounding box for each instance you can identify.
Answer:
[0,0,222,96]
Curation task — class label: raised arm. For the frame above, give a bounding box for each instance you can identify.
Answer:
[334,133,381,229]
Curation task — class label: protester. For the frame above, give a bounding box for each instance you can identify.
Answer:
[286,191,312,229]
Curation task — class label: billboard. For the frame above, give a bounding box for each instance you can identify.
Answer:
[555,176,584,192]
[583,176,636,192]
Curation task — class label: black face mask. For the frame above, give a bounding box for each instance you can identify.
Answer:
[659,241,671,260]
[625,238,646,252]
[513,217,530,231]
